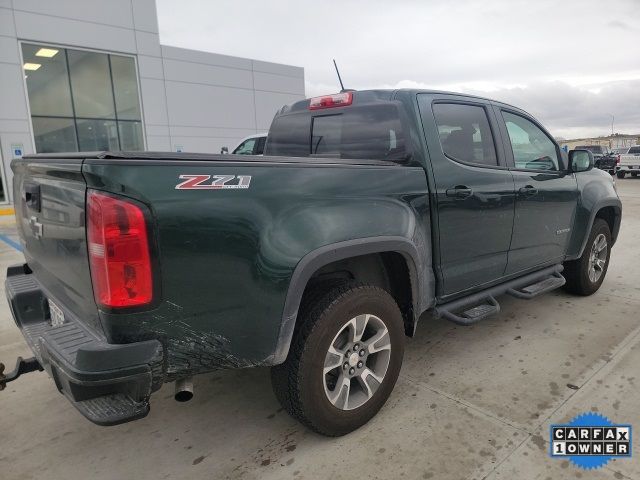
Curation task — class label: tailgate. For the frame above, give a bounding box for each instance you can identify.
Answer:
[12,157,101,333]
[620,154,640,166]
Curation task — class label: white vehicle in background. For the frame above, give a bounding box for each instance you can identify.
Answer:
[615,145,640,178]
[220,133,268,156]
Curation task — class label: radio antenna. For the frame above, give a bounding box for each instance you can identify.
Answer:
[333,59,345,92]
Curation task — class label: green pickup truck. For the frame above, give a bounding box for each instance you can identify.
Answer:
[1,89,622,436]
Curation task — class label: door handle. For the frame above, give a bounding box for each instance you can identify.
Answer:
[518,185,538,196]
[445,186,473,199]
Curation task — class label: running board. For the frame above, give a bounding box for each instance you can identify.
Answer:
[435,265,564,326]
[506,272,565,299]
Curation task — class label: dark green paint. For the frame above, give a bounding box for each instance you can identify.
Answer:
[11,89,622,380]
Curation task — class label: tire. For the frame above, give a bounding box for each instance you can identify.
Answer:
[563,219,611,296]
[632,173,638,178]
[271,283,405,436]
[616,171,626,179]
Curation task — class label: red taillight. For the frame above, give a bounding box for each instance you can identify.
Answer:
[87,190,153,308]
[309,92,353,110]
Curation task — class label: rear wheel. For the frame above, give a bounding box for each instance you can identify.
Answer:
[632,173,638,178]
[616,171,626,179]
[271,283,405,436]
[563,219,611,295]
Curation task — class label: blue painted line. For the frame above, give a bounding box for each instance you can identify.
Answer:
[0,234,23,252]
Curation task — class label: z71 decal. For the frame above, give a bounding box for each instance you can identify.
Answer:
[175,174,252,190]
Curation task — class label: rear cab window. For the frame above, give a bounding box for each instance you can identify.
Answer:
[266,100,407,162]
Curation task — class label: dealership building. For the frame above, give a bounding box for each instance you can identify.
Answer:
[0,0,305,204]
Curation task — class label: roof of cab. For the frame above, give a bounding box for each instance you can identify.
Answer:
[279,88,529,117]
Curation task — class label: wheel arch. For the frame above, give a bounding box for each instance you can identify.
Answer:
[576,201,622,258]
[268,236,433,365]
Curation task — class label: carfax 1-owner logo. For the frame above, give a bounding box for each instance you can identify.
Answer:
[550,412,632,470]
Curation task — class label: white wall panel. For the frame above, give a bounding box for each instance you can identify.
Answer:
[131,0,158,33]
[169,126,256,139]
[254,91,305,130]
[163,58,253,89]
[137,54,164,79]
[135,31,161,57]
[0,7,16,36]
[14,11,137,53]
[164,81,255,128]
[145,124,170,137]
[0,119,31,133]
[170,135,239,155]
[0,36,18,64]
[0,63,29,120]
[252,59,304,78]
[161,45,252,70]
[1,131,33,201]
[139,77,169,125]
[253,71,305,95]
[145,134,171,151]
[15,0,134,29]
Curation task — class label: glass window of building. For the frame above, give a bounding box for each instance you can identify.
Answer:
[21,43,144,153]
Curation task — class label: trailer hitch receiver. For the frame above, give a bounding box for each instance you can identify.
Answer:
[0,357,43,391]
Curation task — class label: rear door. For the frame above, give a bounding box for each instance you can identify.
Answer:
[418,94,515,297]
[12,156,100,332]
[493,106,579,275]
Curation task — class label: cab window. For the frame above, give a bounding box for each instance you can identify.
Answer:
[233,138,256,155]
[254,136,266,155]
[266,104,406,161]
[502,112,560,171]
[432,103,498,166]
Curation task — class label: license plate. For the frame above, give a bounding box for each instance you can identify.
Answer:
[48,299,65,327]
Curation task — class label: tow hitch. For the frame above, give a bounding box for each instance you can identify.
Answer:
[0,357,43,391]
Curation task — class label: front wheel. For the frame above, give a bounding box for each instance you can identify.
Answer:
[271,283,405,436]
[563,219,611,295]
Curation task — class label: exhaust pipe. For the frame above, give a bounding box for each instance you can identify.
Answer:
[174,377,194,402]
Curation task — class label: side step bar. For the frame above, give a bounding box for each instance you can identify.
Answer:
[436,265,565,326]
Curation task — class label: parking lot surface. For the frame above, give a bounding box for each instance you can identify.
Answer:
[1,180,639,480]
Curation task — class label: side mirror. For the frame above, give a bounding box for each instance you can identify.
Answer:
[569,149,594,173]
[220,146,229,154]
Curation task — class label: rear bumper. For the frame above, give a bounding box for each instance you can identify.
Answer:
[5,264,163,425]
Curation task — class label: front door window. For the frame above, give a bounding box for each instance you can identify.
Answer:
[502,111,560,171]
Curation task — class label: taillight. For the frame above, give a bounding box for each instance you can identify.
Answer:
[309,92,353,110]
[616,155,620,165]
[87,190,153,308]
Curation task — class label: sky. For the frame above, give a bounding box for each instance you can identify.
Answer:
[156,0,640,139]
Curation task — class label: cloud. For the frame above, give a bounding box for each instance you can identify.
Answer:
[157,0,640,139]
[608,20,634,30]
[466,80,640,138]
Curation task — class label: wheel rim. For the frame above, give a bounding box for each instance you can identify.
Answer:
[588,233,608,283]
[322,314,391,411]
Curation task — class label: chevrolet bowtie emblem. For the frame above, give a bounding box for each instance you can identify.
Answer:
[29,216,43,240]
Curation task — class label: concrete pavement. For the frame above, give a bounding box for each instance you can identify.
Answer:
[1,180,639,480]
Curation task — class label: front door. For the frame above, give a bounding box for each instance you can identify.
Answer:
[418,95,516,297]
[494,107,579,275]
